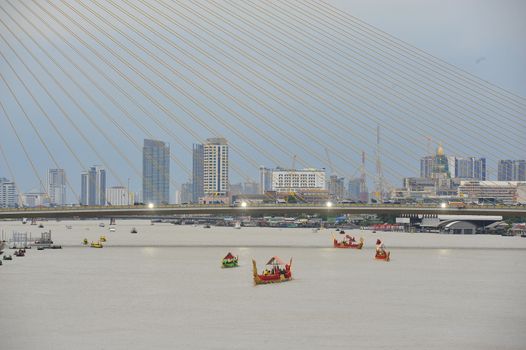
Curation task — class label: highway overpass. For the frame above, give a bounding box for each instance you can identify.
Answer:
[0,204,525,219]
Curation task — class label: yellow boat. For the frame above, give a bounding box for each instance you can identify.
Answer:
[90,241,103,248]
[99,235,107,242]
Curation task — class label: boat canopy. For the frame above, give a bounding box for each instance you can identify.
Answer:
[266,256,286,266]
[224,252,235,260]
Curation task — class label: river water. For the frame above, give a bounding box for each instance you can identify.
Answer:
[1,220,525,349]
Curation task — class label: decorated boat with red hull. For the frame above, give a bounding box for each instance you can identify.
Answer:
[252,256,292,285]
[375,250,390,261]
[332,234,364,249]
[222,252,239,268]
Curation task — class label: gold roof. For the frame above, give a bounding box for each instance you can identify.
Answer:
[437,144,444,156]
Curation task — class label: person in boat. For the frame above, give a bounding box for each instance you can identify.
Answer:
[345,234,356,243]
[376,239,386,256]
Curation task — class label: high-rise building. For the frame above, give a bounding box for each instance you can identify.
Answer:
[431,145,450,177]
[192,144,204,203]
[515,160,526,181]
[0,178,18,208]
[106,186,131,206]
[498,160,525,181]
[80,166,106,206]
[498,160,513,181]
[420,156,434,179]
[348,178,361,201]
[143,139,170,205]
[48,169,66,206]
[473,158,487,181]
[328,175,345,200]
[180,182,193,204]
[259,166,273,194]
[454,157,486,180]
[80,172,88,205]
[203,138,229,197]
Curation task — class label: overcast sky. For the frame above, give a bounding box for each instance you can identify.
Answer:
[328,0,526,95]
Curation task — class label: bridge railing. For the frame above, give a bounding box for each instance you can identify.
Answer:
[0,202,523,212]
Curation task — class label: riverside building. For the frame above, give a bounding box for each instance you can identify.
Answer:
[48,169,66,206]
[198,138,229,204]
[142,139,170,205]
[80,166,106,206]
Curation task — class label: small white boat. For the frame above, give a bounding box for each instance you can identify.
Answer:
[109,227,116,232]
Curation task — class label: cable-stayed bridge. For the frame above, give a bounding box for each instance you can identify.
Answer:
[0,1,524,218]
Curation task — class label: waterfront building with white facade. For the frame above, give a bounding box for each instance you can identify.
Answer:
[203,138,229,197]
[0,178,17,208]
[270,168,326,193]
[458,181,526,204]
[106,186,132,206]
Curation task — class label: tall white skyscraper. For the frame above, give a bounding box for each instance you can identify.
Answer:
[203,138,229,196]
[48,169,66,206]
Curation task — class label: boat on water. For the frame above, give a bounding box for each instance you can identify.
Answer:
[109,227,116,232]
[3,254,12,260]
[252,256,293,285]
[222,252,239,268]
[14,249,25,257]
[375,250,390,261]
[332,234,364,249]
[38,224,44,228]
[234,221,241,229]
[82,238,88,246]
[99,235,107,242]
[90,241,103,248]
[99,223,105,228]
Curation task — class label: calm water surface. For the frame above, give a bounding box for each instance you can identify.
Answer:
[1,220,525,349]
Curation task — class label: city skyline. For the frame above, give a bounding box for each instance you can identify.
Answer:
[0,1,524,195]
[2,140,526,206]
